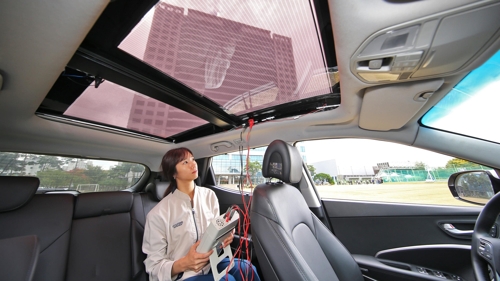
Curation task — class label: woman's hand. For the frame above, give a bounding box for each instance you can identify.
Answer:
[174,241,213,274]
[221,229,235,248]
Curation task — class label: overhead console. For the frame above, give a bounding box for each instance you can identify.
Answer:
[351,1,500,83]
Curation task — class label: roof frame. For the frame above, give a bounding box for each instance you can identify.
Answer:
[68,46,241,128]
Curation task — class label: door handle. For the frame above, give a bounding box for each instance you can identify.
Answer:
[443,223,473,237]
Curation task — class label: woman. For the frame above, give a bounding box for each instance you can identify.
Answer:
[143,147,260,281]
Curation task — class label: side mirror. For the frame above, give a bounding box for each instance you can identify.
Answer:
[448,170,500,205]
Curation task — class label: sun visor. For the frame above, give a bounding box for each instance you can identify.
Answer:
[359,79,443,131]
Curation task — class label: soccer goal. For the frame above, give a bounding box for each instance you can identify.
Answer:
[76,184,100,192]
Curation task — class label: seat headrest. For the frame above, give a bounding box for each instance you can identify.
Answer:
[145,181,170,201]
[73,192,133,219]
[262,140,303,183]
[0,176,39,212]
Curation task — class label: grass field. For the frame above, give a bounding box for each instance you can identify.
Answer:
[220,181,477,207]
[315,182,475,207]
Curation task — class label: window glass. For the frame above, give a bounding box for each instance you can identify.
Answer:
[298,139,492,207]
[0,152,145,192]
[119,0,333,117]
[421,50,500,143]
[211,145,307,192]
[64,81,207,138]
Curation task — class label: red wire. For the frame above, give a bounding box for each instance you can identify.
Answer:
[225,108,325,279]
[226,205,254,281]
[226,119,255,281]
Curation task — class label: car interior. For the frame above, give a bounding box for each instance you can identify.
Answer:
[1,0,500,280]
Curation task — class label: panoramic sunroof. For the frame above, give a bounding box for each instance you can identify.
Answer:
[65,81,208,138]
[119,0,331,116]
[38,0,336,141]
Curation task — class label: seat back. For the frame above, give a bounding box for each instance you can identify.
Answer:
[250,140,363,281]
[130,181,169,280]
[0,235,39,281]
[0,176,74,281]
[66,191,134,281]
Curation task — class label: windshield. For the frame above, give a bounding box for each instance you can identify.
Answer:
[422,50,500,143]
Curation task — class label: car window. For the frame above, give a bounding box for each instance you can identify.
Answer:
[421,50,500,143]
[211,147,266,192]
[298,139,493,207]
[211,145,308,192]
[0,152,145,192]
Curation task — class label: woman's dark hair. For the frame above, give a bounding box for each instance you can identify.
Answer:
[161,147,194,198]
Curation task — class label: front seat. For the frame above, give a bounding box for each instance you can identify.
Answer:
[250,140,363,281]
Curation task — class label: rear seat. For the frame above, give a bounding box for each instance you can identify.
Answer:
[66,182,168,281]
[131,181,169,277]
[0,176,74,281]
[0,235,39,281]
[66,191,143,281]
[0,177,167,281]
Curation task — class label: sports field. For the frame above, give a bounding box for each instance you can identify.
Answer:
[221,181,476,207]
[315,181,475,207]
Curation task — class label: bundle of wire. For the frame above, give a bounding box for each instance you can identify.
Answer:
[223,119,256,281]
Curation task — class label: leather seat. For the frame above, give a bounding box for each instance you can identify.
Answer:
[0,176,74,281]
[0,235,39,281]
[250,140,363,281]
[66,191,135,281]
[131,180,169,280]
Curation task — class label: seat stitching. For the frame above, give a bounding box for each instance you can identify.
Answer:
[39,228,70,254]
[265,213,313,281]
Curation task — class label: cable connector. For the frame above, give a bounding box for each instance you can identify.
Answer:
[248,119,254,129]
[225,206,237,222]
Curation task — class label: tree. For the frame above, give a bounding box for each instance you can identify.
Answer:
[314,173,334,185]
[84,164,108,183]
[245,161,262,186]
[109,163,134,179]
[0,152,27,175]
[37,155,64,171]
[67,168,91,188]
[414,161,426,170]
[106,162,145,188]
[246,161,262,176]
[446,158,482,170]
[307,164,316,177]
[37,169,72,188]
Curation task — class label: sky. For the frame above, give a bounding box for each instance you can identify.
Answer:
[422,50,500,144]
[91,160,118,170]
[300,139,453,168]
[89,138,454,171]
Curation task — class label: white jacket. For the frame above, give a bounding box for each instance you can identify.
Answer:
[143,185,220,281]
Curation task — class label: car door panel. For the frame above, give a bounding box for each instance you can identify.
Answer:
[323,199,480,280]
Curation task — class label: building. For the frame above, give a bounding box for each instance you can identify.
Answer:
[127,95,206,137]
[127,2,298,136]
[337,165,376,183]
[63,159,91,171]
[309,159,376,184]
[212,146,307,186]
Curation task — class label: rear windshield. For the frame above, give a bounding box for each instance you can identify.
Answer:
[0,152,145,192]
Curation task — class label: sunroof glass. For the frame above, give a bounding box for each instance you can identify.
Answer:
[64,80,208,138]
[119,0,331,116]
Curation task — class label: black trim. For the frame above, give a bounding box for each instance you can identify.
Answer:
[447,170,500,206]
[69,47,240,128]
[36,0,340,143]
[311,0,336,68]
